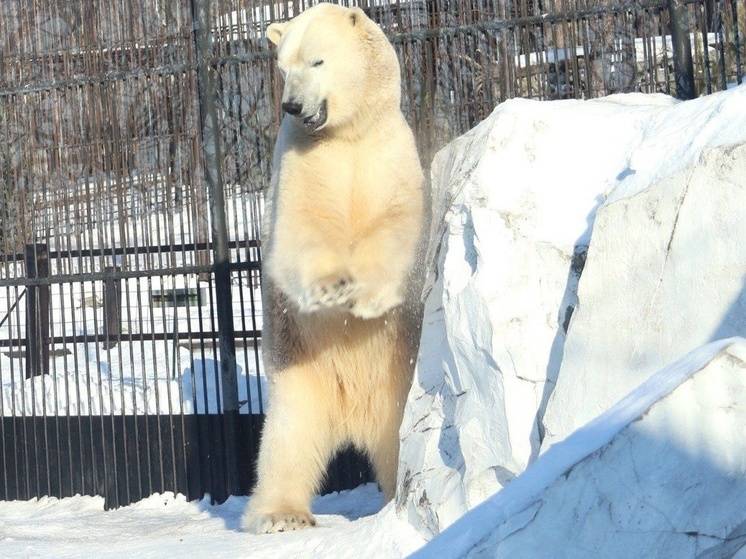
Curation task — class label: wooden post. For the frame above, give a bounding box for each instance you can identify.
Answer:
[25,243,50,378]
[103,266,121,349]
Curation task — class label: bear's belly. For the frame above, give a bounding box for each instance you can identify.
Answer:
[295,311,406,386]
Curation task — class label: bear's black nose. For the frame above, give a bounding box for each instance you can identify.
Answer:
[282,101,303,116]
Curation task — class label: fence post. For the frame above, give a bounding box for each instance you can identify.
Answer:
[24,243,50,378]
[103,266,121,349]
[668,0,696,99]
[191,0,240,500]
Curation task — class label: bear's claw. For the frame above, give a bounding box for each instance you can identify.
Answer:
[299,273,358,312]
[242,510,317,534]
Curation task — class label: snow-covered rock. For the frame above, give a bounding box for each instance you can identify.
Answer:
[396,85,746,538]
[396,92,671,538]
[413,338,746,558]
[542,142,746,447]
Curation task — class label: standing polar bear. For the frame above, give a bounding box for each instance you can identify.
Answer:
[243,4,426,534]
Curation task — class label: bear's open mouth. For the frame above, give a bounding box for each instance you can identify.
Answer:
[302,99,328,132]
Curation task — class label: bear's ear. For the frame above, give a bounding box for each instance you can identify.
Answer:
[266,22,287,46]
[348,6,365,27]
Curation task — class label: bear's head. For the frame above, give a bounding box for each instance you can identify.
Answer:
[266,4,401,135]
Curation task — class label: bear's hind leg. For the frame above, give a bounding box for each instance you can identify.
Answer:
[368,425,399,501]
[357,349,413,502]
[359,390,406,502]
[243,366,337,534]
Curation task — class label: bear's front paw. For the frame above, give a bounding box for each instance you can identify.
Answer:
[242,510,317,534]
[298,273,357,313]
[350,286,403,319]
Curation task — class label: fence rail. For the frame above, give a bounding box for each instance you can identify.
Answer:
[1,0,744,508]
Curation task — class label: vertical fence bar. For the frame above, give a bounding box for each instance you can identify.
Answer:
[669,0,697,98]
[730,0,743,84]
[103,266,122,349]
[191,0,240,501]
[24,244,49,378]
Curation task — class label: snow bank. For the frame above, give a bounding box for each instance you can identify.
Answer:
[414,338,746,558]
[0,342,265,416]
[396,85,746,539]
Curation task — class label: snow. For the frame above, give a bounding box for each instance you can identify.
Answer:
[0,484,426,559]
[413,338,746,558]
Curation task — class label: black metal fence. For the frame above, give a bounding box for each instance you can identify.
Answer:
[0,0,744,509]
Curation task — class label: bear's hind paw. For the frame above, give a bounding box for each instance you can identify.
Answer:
[298,273,357,312]
[242,510,317,534]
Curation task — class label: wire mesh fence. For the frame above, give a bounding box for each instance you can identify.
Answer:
[0,0,744,508]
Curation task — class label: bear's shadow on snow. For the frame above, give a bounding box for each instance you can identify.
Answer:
[196,496,246,532]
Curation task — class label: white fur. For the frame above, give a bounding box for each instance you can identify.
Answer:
[244,4,426,534]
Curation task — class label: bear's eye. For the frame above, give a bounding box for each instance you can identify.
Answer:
[312,60,324,68]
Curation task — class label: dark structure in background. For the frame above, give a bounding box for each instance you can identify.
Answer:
[0,0,744,509]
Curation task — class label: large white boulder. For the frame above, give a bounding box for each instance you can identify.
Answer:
[542,141,746,447]
[396,85,746,538]
[413,338,746,558]
[396,92,678,537]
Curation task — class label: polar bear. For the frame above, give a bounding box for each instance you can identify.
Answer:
[243,3,426,534]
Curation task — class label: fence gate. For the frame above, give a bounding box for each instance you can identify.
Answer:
[1,0,744,508]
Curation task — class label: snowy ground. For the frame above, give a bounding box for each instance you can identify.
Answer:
[0,484,425,559]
